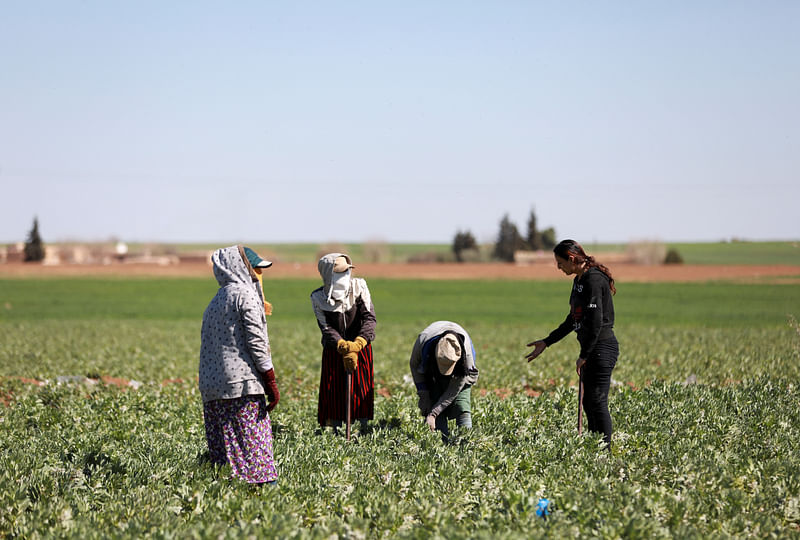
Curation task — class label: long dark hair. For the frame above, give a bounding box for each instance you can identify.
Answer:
[553,239,616,295]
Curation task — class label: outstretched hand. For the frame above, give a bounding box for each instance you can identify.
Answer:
[525,340,547,362]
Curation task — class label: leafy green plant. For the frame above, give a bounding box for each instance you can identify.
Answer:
[1,278,799,537]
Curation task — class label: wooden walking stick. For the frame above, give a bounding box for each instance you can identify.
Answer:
[577,367,584,435]
[345,369,353,441]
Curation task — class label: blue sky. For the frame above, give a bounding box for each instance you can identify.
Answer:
[1,1,798,245]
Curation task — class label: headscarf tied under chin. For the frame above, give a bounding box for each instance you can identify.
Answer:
[328,269,351,305]
[317,253,355,308]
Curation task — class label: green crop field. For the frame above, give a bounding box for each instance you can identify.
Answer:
[663,241,800,266]
[105,239,800,265]
[1,277,799,538]
[125,242,458,264]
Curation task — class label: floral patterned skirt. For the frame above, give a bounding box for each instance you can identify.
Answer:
[203,394,278,484]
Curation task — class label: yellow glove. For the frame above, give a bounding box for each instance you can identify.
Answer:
[352,336,367,352]
[341,336,368,354]
[343,351,358,372]
[338,337,367,355]
[264,301,273,316]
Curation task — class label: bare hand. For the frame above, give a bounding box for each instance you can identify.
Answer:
[425,415,436,431]
[576,357,586,376]
[525,340,547,362]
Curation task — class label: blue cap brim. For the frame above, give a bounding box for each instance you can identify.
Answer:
[244,247,273,269]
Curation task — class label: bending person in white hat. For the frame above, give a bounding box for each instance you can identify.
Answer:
[409,321,479,440]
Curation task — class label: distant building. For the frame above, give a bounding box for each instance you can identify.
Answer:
[115,242,129,261]
[2,243,25,263]
[42,245,61,265]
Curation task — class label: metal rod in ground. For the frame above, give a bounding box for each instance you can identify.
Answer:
[577,368,584,435]
[345,371,352,441]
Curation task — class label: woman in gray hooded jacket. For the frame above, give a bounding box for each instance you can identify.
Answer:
[199,245,279,484]
[311,253,377,430]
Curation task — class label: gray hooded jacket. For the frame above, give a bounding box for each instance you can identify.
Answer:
[409,321,479,418]
[199,245,273,403]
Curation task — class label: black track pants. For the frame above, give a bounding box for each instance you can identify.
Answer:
[581,337,619,445]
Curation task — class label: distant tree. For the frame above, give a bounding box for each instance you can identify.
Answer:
[452,230,478,262]
[526,209,543,251]
[540,227,557,250]
[664,248,684,265]
[24,217,45,262]
[493,214,526,262]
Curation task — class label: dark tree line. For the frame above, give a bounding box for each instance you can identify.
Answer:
[452,209,556,263]
[452,230,478,262]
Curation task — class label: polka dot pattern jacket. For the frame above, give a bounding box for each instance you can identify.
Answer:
[199,245,273,403]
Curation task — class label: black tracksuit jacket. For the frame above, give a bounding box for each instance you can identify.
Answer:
[543,267,615,358]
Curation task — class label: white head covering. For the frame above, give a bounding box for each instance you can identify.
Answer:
[328,269,351,304]
[317,253,356,308]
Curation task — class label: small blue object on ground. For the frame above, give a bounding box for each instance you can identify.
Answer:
[536,498,550,518]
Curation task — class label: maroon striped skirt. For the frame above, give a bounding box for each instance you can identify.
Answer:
[317,343,374,426]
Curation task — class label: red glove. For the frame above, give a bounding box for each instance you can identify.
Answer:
[262,369,280,412]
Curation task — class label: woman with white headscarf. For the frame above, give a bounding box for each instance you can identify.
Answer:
[310,253,377,431]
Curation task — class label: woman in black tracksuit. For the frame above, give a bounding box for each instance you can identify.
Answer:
[525,239,619,446]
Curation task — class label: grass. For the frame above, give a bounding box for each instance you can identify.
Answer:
[1,277,799,537]
[3,278,799,326]
[125,242,456,264]
[48,239,800,265]
[665,241,800,266]
[586,240,800,265]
